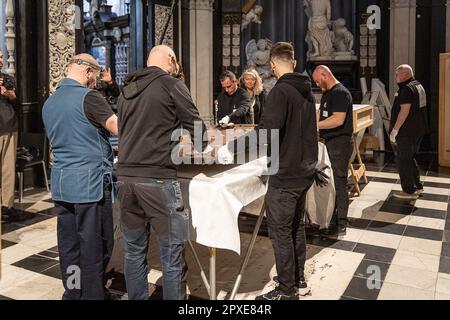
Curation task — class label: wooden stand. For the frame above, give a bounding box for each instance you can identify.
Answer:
[349,134,369,196]
[349,105,374,196]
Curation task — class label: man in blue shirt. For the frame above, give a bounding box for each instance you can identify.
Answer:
[42,54,118,300]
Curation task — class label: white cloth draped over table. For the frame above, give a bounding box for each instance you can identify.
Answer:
[188,143,335,255]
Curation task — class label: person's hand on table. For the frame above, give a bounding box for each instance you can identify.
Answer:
[219,116,230,126]
[217,145,234,164]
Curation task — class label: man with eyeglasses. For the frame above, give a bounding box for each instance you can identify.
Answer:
[42,53,118,300]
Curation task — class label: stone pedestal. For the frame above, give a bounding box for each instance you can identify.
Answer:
[189,0,214,124]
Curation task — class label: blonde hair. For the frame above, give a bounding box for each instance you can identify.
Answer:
[240,68,263,96]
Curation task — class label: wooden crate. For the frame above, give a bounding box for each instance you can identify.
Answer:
[353,104,374,134]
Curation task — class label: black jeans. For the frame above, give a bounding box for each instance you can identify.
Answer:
[55,176,114,300]
[396,136,423,194]
[265,183,310,294]
[325,136,353,226]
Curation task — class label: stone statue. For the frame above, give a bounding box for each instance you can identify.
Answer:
[242,5,263,29]
[332,18,354,54]
[246,38,277,92]
[304,0,335,59]
[88,0,100,18]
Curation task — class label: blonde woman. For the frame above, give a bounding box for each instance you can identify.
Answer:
[240,68,266,124]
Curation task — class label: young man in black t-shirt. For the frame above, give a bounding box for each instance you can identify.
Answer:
[313,65,353,235]
[389,64,428,200]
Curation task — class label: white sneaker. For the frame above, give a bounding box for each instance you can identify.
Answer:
[393,191,419,200]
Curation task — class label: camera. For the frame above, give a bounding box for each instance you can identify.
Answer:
[1,76,15,91]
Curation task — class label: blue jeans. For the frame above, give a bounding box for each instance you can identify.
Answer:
[117,176,189,300]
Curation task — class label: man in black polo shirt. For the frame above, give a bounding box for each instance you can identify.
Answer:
[216,71,250,125]
[313,65,353,235]
[389,64,428,200]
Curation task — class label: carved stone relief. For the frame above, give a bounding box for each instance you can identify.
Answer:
[154,4,174,48]
[48,0,76,93]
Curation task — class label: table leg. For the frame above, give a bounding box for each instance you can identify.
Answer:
[229,203,266,300]
[209,247,216,300]
[187,240,210,294]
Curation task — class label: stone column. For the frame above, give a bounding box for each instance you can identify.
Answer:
[4,0,15,76]
[48,0,77,93]
[189,0,214,124]
[389,0,416,100]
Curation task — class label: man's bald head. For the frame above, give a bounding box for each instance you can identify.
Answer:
[66,53,102,88]
[312,65,338,92]
[395,64,414,83]
[147,45,178,75]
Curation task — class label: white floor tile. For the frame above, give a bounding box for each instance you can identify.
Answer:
[391,250,440,272]
[436,273,450,295]
[398,237,442,256]
[414,200,448,212]
[384,264,437,291]
[378,282,435,300]
[407,216,445,230]
[373,212,410,225]
[358,230,402,249]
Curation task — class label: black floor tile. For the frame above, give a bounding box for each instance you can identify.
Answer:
[342,276,381,300]
[354,259,390,281]
[1,239,17,249]
[1,222,27,234]
[444,230,450,243]
[47,246,59,253]
[446,220,450,231]
[418,193,449,203]
[41,264,62,280]
[18,213,53,226]
[12,254,59,273]
[411,208,446,220]
[353,243,397,264]
[42,199,54,204]
[37,250,59,259]
[38,207,56,217]
[0,295,13,300]
[442,242,450,257]
[379,203,414,215]
[347,218,371,230]
[369,177,399,184]
[307,235,356,252]
[424,181,450,189]
[367,221,406,236]
[403,226,443,241]
[439,256,450,275]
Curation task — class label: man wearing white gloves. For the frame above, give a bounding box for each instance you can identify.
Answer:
[216,71,251,125]
[390,65,428,200]
[218,42,318,300]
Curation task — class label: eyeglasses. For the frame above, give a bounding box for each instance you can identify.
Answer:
[70,59,104,73]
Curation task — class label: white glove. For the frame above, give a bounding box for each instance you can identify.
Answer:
[217,145,234,164]
[390,129,399,144]
[219,116,230,125]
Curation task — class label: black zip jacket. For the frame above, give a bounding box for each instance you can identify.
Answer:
[229,73,318,189]
[117,67,208,178]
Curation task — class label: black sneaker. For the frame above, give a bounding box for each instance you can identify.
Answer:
[320,224,338,236]
[272,276,311,296]
[2,207,30,222]
[298,276,311,296]
[255,287,297,300]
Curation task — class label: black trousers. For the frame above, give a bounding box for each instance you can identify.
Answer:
[55,176,114,300]
[325,136,353,225]
[396,136,423,194]
[265,183,310,294]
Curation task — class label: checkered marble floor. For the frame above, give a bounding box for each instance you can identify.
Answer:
[1,153,450,300]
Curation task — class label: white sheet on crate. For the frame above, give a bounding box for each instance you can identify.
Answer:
[188,143,336,255]
[189,157,268,255]
[305,143,335,229]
